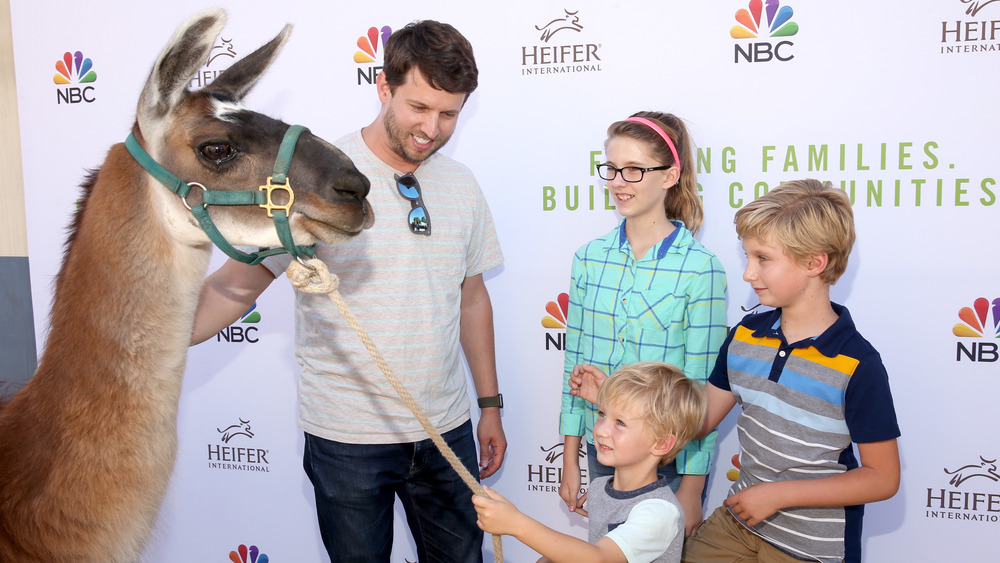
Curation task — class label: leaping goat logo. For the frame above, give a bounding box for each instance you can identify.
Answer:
[207,37,237,67]
[218,418,254,443]
[535,9,583,42]
[944,456,1000,487]
[540,442,586,463]
[961,0,1000,16]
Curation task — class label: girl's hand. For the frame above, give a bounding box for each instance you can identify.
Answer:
[569,364,607,404]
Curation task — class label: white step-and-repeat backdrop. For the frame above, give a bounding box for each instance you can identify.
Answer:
[12,0,999,561]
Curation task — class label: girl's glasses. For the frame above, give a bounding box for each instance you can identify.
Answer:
[596,163,671,183]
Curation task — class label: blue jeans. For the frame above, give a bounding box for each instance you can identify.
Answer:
[303,420,483,563]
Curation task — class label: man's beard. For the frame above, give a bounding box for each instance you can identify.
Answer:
[383,105,450,164]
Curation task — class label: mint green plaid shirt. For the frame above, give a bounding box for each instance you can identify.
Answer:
[559,220,728,475]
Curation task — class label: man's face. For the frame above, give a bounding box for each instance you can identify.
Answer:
[378,69,467,164]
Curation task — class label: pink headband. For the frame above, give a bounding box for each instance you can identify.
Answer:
[625,116,681,172]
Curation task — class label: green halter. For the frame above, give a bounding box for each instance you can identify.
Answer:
[125,124,316,265]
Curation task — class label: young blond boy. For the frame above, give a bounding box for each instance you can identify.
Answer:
[682,179,901,563]
[474,362,706,563]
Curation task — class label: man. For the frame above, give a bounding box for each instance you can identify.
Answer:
[192,20,505,563]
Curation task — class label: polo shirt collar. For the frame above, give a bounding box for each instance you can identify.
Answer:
[750,302,855,355]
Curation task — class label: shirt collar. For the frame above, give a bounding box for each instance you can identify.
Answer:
[612,219,686,260]
[750,302,855,355]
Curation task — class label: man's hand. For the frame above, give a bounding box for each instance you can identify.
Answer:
[477,409,506,479]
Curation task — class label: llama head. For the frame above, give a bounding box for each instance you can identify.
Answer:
[134,9,372,251]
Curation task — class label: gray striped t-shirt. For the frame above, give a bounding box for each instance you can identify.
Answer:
[265,129,503,444]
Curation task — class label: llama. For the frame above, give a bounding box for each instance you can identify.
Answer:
[0,10,372,562]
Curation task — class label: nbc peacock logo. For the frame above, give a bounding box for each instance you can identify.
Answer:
[228,544,269,563]
[953,297,1000,337]
[953,297,1000,363]
[730,0,799,63]
[215,302,261,344]
[53,51,96,84]
[730,0,799,38]
[726,453,742,482]
[541,292,569,351]
[354,25,392,86]
[53,51,97,104]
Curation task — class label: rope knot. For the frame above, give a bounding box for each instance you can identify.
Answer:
[286,258,339,293]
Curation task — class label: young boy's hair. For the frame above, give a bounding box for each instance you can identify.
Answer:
[734,179,855,284]
[597,362,707,465]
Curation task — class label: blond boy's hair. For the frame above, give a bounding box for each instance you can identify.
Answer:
[734,179,856,285]
[597,362,707,465]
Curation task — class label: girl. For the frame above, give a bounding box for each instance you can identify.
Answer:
[558,111,728,535]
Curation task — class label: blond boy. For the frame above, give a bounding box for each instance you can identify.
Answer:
[474,362,706,563]
[682,179,901,563]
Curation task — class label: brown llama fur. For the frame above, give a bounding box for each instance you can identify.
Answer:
[0,10,371,562]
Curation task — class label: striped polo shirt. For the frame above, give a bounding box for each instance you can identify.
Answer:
[265,130,503,444]
[709,304,899,563]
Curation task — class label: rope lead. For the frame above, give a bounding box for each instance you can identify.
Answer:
[287,258,503,562]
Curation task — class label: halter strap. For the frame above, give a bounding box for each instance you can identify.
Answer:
[125,124,315,265]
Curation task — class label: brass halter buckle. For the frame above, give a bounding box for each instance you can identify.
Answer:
[258,177,295,218]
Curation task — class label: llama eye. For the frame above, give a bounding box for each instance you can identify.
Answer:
[199,143,236,163]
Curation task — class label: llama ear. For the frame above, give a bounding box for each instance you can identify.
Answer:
[202,24,291,102]
[137,9,226,122]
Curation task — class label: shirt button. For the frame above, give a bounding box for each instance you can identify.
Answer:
[778,350,787,357]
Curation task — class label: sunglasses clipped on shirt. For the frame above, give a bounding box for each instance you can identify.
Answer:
[395,172,431,236]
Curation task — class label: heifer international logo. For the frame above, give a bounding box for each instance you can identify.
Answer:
[354,25,392,86]
[189,37,238,89]
[522,9,602,76]
[941,0,1000,54]
[945,456,1000,486]
[963,0,1000,16]
[925,455,1000,522]
[208,417,270,473]
[535,9,583,42]
[731,0,799,63]
[528,441,587,495]
[218,418,254,443]
[953,297,1000,363]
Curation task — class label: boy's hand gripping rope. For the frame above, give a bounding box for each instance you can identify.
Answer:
[286,258,502,562]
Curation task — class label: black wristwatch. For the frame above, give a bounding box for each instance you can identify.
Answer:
[477,394,503,409]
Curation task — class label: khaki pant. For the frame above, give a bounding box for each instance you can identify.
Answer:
[682,505,837,563]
